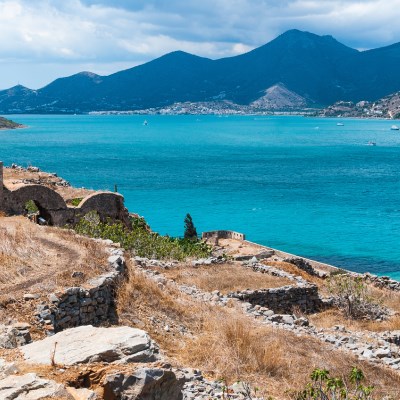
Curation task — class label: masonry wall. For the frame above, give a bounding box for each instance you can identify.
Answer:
[228,284,324,314]
[202,230,246,240]
[37,254,126,333]
[2,184,130,227]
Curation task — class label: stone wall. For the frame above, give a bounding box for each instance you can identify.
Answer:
[37,253,126,333]
[228,284,324,314]
[202,230,246,241]
[0,163,130,227]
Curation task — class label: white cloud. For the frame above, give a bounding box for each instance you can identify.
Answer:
[1,0,400,88]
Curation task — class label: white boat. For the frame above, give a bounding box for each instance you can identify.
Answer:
[143,120,148,126]
[337,122,344,126]
[367,141,376,146]
[391,125,399,130]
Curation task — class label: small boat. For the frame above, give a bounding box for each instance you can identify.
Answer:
[337,122,344,126]
[391,125,399,130]
[143,120,148,126]
[367,141,377,146]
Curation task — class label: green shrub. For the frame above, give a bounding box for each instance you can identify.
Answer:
[73,211,211,261]
[327,275,386,320]
[25,200,39,214]
[69,197,83,207]
[292,367,375,400]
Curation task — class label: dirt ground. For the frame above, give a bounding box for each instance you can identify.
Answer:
[3,167,95,202]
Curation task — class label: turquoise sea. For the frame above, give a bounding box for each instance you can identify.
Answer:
[1,114,400,278]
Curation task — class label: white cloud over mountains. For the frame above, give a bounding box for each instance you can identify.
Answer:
[1,0,400,88]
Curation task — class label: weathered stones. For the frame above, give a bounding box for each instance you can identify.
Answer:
[0,325,32,349]
[103,368,186,400]
[38,253,125,333]
[22,325,158,365]
[0,373,68,400]
[228,285,324,314]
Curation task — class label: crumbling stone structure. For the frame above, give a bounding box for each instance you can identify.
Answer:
[202,230,246,241]
[228,284,324,314]
[0,162,130,226]
[38,254,125,333]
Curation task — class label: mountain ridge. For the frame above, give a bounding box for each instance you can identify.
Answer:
[2,29,400,113]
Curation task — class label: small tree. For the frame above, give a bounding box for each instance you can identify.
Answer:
[327,275,387,320]
[184,213,198,240]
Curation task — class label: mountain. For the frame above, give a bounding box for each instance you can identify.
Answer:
[2,29,400,113]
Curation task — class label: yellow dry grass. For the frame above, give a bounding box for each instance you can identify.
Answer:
[117,261,400,399]
[263,260,324,285]
[162,263,292,294]
[180,312,400,399]
[0,216,109,294]
[310,285,400,332]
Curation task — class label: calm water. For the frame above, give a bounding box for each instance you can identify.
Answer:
[1,114,400,278]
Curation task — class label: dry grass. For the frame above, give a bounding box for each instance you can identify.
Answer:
[162,263,292,294]
[263,260,324,285]
[117,262,400,399]
[310,285,400,332]
[180,313,400,399]
[0,217,109,293]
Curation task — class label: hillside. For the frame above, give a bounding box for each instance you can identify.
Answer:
[1,169,400,398]
[2,30,400,113]
[0,116,23,129]
[320,91,400,118]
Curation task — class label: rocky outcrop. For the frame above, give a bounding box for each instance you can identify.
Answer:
[0,372,68,400]
[104,368,186,400]
[22,325,158,366]
[0,324,31,349]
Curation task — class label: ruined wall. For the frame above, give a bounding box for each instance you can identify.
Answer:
[228,284,324,314]
[37,254,125,333]
[0,161,130,227]
[202,230,246,241]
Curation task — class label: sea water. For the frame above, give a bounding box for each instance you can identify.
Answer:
[1,114,400,278]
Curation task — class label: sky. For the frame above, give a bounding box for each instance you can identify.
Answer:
[1,0,400,89]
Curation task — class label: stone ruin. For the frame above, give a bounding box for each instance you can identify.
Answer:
[0,161,130,226]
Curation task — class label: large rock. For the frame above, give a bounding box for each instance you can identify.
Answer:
[22,325,157,366]
[0,325,31,349]
[0,372,68,399]
[103,368,186,400]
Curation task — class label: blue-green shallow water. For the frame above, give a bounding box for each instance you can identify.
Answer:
[1,114,400,278]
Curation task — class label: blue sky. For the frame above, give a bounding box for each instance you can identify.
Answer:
[0,0,399,89]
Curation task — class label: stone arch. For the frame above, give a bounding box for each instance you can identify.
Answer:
[4,185,67,225]
[77,192,129,225]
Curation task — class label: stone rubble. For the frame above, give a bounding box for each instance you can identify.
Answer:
[0,323,32,349]
[134,258,400,372]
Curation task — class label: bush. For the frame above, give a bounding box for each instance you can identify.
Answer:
[25,200,39,214]
[73,211,211,261]
[69,197,83,207]
[327,275,387,320]
[292,367,375,400]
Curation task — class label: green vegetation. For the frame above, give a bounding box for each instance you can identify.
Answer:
[73,211,211,260]
[292,367,375,400]
[69,197,83,207]
[184,213,198,239]
[327,275,386,320]
[25,200,39,214]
